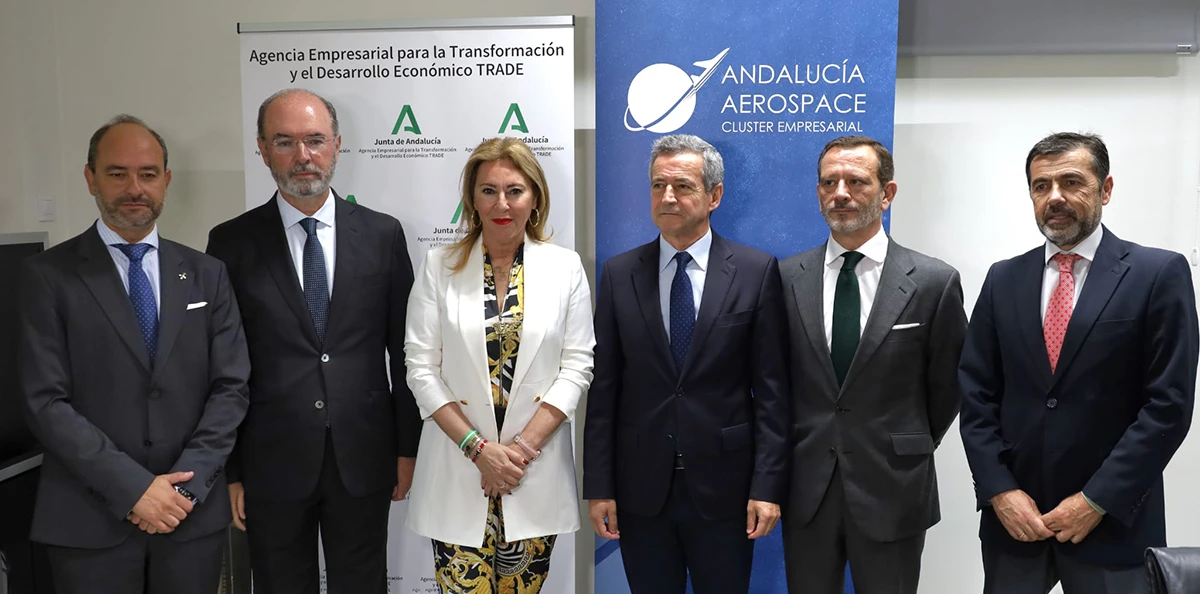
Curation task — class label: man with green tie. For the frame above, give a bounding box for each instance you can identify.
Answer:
[778,135,967,594]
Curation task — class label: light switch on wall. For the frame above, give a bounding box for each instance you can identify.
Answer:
[36,197,55,222]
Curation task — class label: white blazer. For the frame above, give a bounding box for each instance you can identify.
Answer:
[404,237,595,546]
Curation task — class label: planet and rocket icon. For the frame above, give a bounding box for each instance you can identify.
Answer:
[624,48,730,133]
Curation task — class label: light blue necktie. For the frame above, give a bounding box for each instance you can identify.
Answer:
[669,251,695,369]
[113,243,158,366]
[299,218,330,344]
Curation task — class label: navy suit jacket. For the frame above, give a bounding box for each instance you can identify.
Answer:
[959,226,1198,566]
[206,194,420,501]
[582,232,790,520]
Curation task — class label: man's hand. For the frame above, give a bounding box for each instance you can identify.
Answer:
[589,499,620,540]
[990,489,1055,543]
[392,457,416,502]
[746,500,781,539]
[228,482,247,531]
[130,471,195,534]
[1041,492,1103,544]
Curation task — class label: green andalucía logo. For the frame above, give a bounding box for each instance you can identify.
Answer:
[498,103,528,134]
[392,105,422,135]
[450,202,463,224]
[345,194,358,204]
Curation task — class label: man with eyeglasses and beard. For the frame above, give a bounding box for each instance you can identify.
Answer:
[959,132,1197,594]
[206,89,421,594]
[778,135,966,594]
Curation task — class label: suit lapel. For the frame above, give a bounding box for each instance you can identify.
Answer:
[841,241,916,394]
[510,239,545,393]
[630,240,676,376]
[1017,249,1053,389]
[680,234,734,376]
[791,246,839,394]
[1051,229,1130,388]
[151,240,191,380]
[325,194,358,344]
[254,195,321,348]
[455,238,497,436]
[76,227,151,371]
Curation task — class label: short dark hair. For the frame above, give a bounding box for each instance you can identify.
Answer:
[817,135,893,185]
[87,114,168,172]
[257,89,339,140]
[1025,132,1110,187]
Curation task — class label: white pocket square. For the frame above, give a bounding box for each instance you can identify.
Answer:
[186,302,208,310]
[891,322,922,330]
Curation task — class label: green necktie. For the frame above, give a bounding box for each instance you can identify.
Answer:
[831,251,865,386]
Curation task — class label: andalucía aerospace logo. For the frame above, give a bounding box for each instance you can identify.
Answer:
[624,48,730,133]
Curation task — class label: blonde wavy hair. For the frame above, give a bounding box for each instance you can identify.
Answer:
[446,137,552,272]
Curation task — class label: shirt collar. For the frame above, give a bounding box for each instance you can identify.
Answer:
[277,191,337,231]
[1044,224,1103,265]
[659,227,713,273]
[824,225,889,268]
[96,218,159,249]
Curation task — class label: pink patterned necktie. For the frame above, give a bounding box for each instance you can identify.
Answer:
[1044,252,1083,373]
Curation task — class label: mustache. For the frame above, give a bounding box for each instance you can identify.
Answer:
[823,199,860,212]
[289,163,322,176]
[113,195,152,206]
[1044,204,1077,219]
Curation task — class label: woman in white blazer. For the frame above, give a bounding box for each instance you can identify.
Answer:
[404,137,595,593]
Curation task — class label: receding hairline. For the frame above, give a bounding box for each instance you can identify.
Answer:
[818,145,882,174]
[260,90,336,134]
[94,123,167,165]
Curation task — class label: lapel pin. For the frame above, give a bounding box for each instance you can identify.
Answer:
[179,272,188,280]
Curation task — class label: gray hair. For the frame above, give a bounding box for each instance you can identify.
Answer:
[257,88,339,139]
[648,134,725,192]
[87,114,168,172]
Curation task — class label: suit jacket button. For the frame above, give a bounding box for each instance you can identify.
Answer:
[143,440,153,447]
[315,400,325,409]
[1046,398,1058,409]
[149,389,161,399]
[321,354,330,363]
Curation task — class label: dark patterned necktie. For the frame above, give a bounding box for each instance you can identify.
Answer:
[113,243,158,366]
[831,251,865,385]
[299,217,330,343]
[670,251,695,369]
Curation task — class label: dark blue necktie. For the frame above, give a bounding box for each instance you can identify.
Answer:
[670,251,695,369]
[299,218,330,344]
[114,243,158,366]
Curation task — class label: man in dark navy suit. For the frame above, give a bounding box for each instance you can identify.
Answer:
[583,134,790,594]
[206,89,420,594]
[959,132,1198,594]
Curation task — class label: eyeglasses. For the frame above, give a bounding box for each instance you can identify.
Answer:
[269,137,330,154]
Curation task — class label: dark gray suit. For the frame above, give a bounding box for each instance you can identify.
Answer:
[16,225,250,594]
[779,238,966,594]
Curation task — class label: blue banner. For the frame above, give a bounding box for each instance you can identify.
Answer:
[595,1,898,592]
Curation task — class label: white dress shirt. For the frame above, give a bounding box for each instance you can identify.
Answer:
[823,226,889,349]
[659,228,712,338]
[277,192,337,296]
[1041,225,1103,319]
[96,219,161,312]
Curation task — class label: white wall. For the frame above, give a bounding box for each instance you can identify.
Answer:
[3,0,1199,591]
